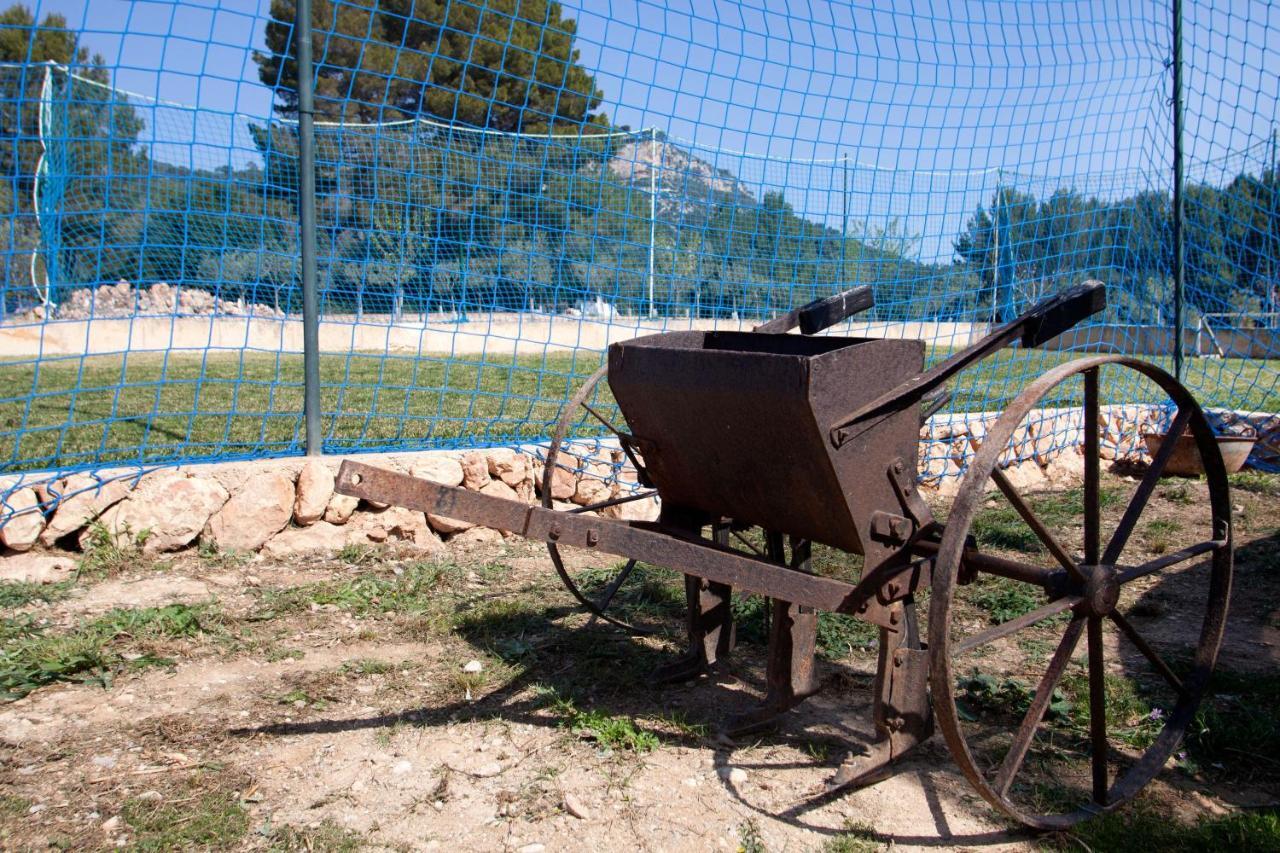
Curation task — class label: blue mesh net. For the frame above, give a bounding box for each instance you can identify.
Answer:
[0,0,1277,517]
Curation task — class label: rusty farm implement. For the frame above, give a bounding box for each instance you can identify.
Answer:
[334,281,1232,829]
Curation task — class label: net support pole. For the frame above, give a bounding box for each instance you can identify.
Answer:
[297,0,322,455]
[647,127,657,319]
[1171,0,1187,380]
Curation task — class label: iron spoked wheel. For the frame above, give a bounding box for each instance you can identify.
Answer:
[928,355,1233,830]
[544,365,660,634]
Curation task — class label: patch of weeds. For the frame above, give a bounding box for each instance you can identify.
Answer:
[1228,469,1280,497]
[0,603,214,700]
[78,520,143,578]
[971,504,1041,552]
[1160,481,1196,505]
[738,818,767,853]
[343,657,394,675]
[264,819,363,852]
[0,793,30,818]
[122,787,249,850]
[1142,518,1182,555]
[276,687,327,710]
[452,598,544,649]
[654,710,708,740]
[196,540,250,568]
[574,561,685,623]
[449,666,490,701]
[822,820,882,852]
[957,672,1070,723]
[968,576,1044,624]
[971,487,1123,555]
[265,647,305,663]
[0,579,72,608]
[551,698,659,753]
[251,559,465,622]
[1041,802,1280,852]
[336,543,377,566]
[1059,671,1161,749]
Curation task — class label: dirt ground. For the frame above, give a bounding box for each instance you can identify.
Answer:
[0,467,1277,852]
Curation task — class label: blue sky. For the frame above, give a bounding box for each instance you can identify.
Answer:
[16,0,1280,260]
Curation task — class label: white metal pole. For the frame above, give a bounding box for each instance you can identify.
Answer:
[647,128,657,319]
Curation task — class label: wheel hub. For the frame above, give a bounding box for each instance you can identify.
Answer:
[1079,564,1121,617]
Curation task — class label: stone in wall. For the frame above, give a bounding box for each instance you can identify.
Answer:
[450,526,504,547]
[411,456,464,488]
[261,521,349,557]
[203,470,296,553]
[40,474,131,546]
[460,452,491,490]
[487,449,532,489]
[348,507,442,551]
[293,459,334,527]
[96,472,229,553]
[0,488,44,552]
[426,512,474,535]
[324,493,359,524]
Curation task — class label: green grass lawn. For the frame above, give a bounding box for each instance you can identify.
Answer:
[0,346,1275,475]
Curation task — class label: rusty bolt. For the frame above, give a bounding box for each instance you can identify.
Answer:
[892,460,904,475]
[548,523,561,541]
[889,610,900,625]
[893,651,903,667]
[887,582,900,598]
[586,530,599,546]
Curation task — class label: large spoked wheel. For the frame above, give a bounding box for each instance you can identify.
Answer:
[928,355,1232,830]
[544,365,659,634]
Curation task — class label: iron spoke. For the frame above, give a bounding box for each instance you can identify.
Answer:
[1087,616,1109,806]
[1084,368,1100,567]
[995,616,1086,796]
[991,467,1083,581]
[1110,611,1187,698]
[570,489,659,514]
[956,595,1083,655]
[1102,407,1191,566]
[1116,539,1225,584]
[594,559,639,614]
[581,402,625,436]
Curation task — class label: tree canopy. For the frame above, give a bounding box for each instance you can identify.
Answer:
[254,0,609,131]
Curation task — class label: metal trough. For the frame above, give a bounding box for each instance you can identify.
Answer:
[608,331,924,553]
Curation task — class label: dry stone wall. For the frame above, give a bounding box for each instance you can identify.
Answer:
[0,445,658,582]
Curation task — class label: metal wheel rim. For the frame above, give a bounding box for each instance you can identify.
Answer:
[928,355,1233,830]
[543,364,653,635]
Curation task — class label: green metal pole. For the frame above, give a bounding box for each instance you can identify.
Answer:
[1171,0,1187,380]
[297,0,322,454]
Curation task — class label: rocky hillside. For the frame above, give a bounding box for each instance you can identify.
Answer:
[605,135,758,221]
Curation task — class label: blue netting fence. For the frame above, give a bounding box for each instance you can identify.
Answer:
[0,0,1277,516]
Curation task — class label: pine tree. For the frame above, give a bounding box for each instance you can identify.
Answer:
[254,0,608,132]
